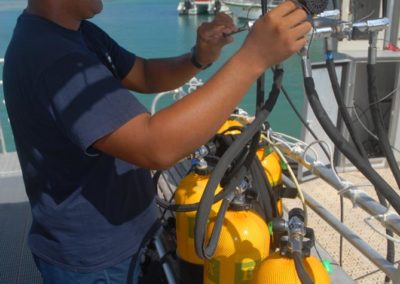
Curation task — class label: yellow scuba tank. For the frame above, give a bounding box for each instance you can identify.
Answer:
[252,252,331,284]
[204,208,270,284]
[253,208,331,284]
[175,167,222,265]
[260,149,283,216]
[174,119,243,283]
[216,119,243,135]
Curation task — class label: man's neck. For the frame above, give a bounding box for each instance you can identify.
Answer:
[26,3,81,31]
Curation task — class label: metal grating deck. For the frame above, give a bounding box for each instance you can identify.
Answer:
[0,175,42,284]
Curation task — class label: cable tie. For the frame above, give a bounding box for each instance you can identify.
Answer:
[364,207,400,243]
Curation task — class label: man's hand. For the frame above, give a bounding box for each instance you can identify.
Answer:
[239,1,312,72]
[194,13,237,67]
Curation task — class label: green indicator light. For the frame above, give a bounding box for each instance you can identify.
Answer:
[322,259,332,274]
[268,222,273,235]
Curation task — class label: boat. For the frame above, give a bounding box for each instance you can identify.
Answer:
[221,0,282,20]
[1,0,400,283]
[177,0,231,15]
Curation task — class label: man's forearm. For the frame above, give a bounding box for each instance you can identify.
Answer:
[140,53,206,93]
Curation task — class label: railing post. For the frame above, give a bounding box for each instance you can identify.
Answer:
[0,58,6,153]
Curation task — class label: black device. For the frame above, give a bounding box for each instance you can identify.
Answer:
[298,0,328,14]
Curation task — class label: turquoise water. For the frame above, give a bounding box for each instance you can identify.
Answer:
[0,0,324,152]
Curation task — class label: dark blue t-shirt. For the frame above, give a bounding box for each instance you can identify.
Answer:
[3,12,158,272]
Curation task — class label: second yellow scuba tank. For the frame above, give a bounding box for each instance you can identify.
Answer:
[204,209,270,284]
[252,252,330,284]
[203,177,271,284]
[252,208,331,284]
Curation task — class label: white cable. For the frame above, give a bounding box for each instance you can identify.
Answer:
[150,90,180,115]
[364,206,400,243]
[150,76,203,115]
[352,103,400,154]
[352,103,379,140]
[272,144,309,226]
[374,85,400,105]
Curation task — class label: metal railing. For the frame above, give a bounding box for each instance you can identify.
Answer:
[0,58,7,154]
[276,140,400,283]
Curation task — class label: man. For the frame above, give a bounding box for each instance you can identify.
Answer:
[3,0,311,282]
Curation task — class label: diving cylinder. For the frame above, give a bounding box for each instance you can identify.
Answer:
[174,119,242,283]
[253,208,330,284]
[175,161,222,283]
[252,252,331,284]
[259,149,283,216]
[203,202,270,284]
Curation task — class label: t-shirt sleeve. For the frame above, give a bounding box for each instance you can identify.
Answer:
[82,21,136,80]
[41,52,148,152]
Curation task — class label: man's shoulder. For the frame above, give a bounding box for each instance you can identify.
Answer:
[7,14,90,68]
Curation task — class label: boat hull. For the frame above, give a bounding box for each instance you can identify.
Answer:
[222,0,261,20]
[177,0,231,15]
[222,0,281,20]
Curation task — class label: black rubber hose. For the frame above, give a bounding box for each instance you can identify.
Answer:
[281,84,331,161]
[201,128,262,259]
[326,57,394,274]
[251,156,277,219]
[326,58,368,158]
[194,107,271,259]
[202,196,231,258]
[293,252,314,284]
[194,59,282,259]
[367,64,400,190]
[382,0,387,18]
[332,0,338,10]
[367,64,397,278]
[265,67,284,112]
[304,77,400,215]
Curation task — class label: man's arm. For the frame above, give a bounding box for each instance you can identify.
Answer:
[121,13,236,93]
[93,1,312,170]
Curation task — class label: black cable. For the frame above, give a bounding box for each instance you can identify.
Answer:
[325,47,395,274]
[194,42,282,258]
[266,66,284,112]
[303,76,400,215]
[326,54,393,270]
[326,58,368,158]
[382,0,387,18]
[293,252,314,284]
[332,0,339,10]
[367,64,397,281]
[280,85,332,161]
[339,196,344,266]
[367,64,400,192]
[202,196,231,258]
[201,127,263,259]
[251,156,277,218]
[194,106,272,259]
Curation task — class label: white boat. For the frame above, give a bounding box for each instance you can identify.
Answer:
[221,0,282,20]
[177,0,231,15]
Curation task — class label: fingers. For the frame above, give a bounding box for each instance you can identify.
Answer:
[283,8,309,28]
[210,12,237,34]
[271,0,300,17]
[198,13,237,43]
[292,20,313,40]
[198,24,228,41]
